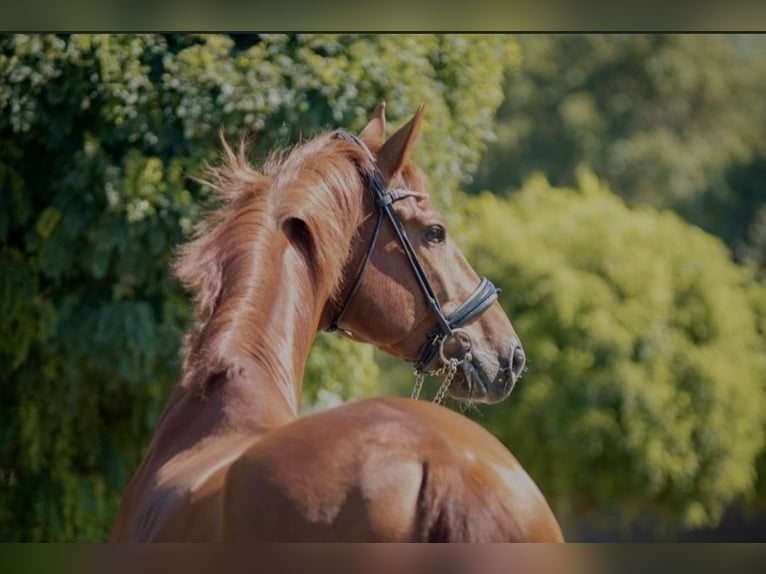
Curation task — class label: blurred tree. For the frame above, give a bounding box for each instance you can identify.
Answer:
[0,33,515,541]
[460,172,766,531]
[468,35,766,262]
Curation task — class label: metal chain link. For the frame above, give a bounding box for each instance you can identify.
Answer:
[432,358,457,405]
[411,371,425,400]
[411,358,458,404]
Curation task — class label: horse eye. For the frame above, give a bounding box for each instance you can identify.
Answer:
[424,225,446,244]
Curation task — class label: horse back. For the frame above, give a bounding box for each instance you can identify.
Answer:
[220,397,563,542]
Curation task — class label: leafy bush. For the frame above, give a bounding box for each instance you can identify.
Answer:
[461,171,766,530]
[469,35,766,262]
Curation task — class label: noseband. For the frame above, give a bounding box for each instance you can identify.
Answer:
[326,131,500,375]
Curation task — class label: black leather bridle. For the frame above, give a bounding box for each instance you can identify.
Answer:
[326,131,501,374]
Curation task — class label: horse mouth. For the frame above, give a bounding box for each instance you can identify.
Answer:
[450,357,515,404]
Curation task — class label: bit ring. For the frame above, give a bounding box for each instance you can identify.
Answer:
[438,327,473,366]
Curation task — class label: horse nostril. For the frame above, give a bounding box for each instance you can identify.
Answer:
[510,343,526,380]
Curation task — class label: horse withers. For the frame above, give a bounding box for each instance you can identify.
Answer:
[110,104,564,542]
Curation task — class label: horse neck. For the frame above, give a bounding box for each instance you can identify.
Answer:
[181,229,325,430]
[117,225,328,515]
[180,189,364,433]
[153,138,366,450]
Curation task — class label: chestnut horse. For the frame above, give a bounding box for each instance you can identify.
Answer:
[110,104,563,542]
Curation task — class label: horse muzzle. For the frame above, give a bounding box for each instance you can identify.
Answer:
[445,338,525,404]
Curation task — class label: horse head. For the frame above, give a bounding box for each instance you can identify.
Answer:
[322,104,525,404]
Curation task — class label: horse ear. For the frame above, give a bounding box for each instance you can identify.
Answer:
[377,104,424,184]
[358,102,386,142]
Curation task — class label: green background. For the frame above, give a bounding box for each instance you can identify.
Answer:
[2,34,766,541]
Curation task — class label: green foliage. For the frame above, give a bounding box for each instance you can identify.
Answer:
[0,33,514,541]
[469,35,766,259]
[300,334,380,413]
[460,172,766,530]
